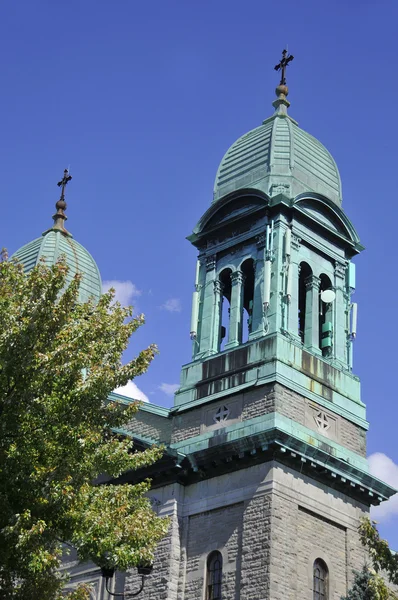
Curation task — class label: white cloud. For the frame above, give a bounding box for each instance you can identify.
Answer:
[158,383,179,396]
[160,298,182,313]
[114,381,149,403]
[368,452,398,521]
[102,280,142,306]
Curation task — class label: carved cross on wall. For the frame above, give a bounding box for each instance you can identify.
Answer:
[314,411,330,432]
[274,49,294,85]
[214,405,230,424]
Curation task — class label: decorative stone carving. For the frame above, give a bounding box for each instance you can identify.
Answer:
[230,270,245,286]
[270,182,291,196]
[334,261,347,279]
[314,411,331,432]
[291,234,301,251]
[206,255,217,271]
[213,405,230,424]
[305,274,321,291]
[305,402,338,441]
[256,233,267,249]
[214,280,223,295]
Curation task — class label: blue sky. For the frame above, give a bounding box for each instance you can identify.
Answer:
[2,0,398,546]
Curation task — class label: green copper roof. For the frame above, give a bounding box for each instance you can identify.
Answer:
[12,230,102,304]
[213,87,342,206]
[12,170,102,304]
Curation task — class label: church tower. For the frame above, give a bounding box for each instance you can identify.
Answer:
[66,55,396,599]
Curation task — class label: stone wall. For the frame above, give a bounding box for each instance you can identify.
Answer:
[240,495,272,600]
[169,382,367,457]
[273,383,367,457]
[184,503,244,600]
[296,506,347,599]
[269,464,369,600]
[126,409,172,444]
[62,462,372,600]
[124,496,181,600]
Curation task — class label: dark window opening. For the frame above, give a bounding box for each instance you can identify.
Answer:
[298,262,312,343]
[319,273,333,356]
[241,259,255,343]
[313,558,328,600]
[219,269,232,351]
[206,551,223,600]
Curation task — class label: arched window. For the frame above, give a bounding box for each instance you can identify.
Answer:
[206,551,223,600]
[313,558,328,600]
[298,262,312,343]
[219,269,232,351]
[241,258,255,343]
[319,274,333,356]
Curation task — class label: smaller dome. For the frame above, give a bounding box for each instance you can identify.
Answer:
[12,170,101,304]
[12,230,102,304]
[213,89,342,206]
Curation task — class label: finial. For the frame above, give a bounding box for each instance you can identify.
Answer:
[272,49,294,115]
[52,168,72,234]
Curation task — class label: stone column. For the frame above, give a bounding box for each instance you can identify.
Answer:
[225,270,245,349]
[304,274,321,354]
[334,261,348,367]
[198,255,217,357]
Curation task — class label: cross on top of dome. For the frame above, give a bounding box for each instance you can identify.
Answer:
[274,49,294,86]
[53,168,72,235]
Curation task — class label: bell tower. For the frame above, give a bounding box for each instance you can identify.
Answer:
[183,75,360,405]
[66,55,396,600]
[164,55,394,599]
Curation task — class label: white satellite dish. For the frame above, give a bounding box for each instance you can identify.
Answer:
[321,289,336,304]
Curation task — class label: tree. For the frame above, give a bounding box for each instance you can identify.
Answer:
[341,565,394,600]
[359,517,398,591]
[0,252,169,599]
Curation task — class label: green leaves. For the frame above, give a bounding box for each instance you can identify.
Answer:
[0,255,167,599]
[359,518,398,589]
[341,564,395,600]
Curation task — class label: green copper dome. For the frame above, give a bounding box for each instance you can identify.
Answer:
[213,87,342,206]
[12,170,102,304]
[13,231,102,304]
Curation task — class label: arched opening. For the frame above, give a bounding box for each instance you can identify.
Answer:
[298,262,312,343]
[219,269,232,351]
[313,558,328,600]
[319,274,333,356]
[241,258,255,343]
[206,551,223,600]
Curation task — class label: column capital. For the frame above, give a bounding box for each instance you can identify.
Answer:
[305,274,321,291]
[206,254,217,271]
[256,234,266,249]
[231,270,245,286]
[291,234,301,251]
[214,280,224,295]
[334,261,347,279]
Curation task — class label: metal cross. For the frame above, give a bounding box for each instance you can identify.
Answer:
[57,168,72,200]
[274,49,294,85]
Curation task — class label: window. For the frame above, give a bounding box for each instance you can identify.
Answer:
[206,551,223,600]
[319,274,333,356]
[298,262,312,343]
[313,559,328,600]
[219,269,232,351]
[241,259,255,343]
